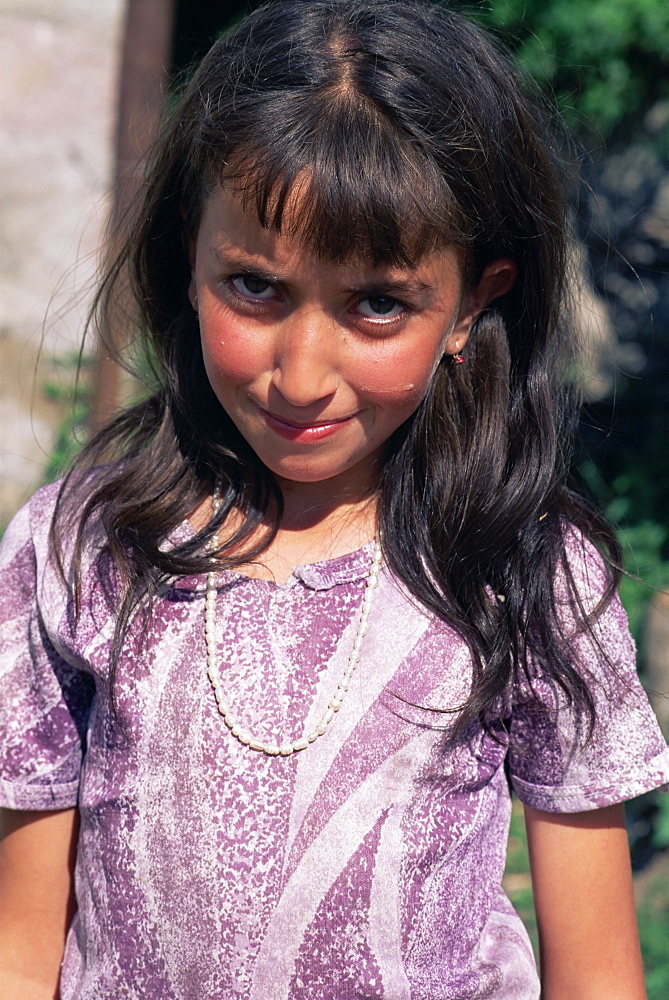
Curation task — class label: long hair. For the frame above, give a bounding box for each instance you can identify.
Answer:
[53,0,621,740]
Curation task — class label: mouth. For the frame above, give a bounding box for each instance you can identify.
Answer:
[260,407,356,443]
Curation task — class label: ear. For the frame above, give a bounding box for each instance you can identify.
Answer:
[187,233,197,270]
[187,234,198,311]
[443,257,517,356]
[188,276,198,313]
[181,200,200,311]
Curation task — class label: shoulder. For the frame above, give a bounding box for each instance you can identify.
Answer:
[513,521,630,696]
[1,473,110,600]
[0,480,61,567]
[554,522,618,621]
[561,522,611,582]
[0,483,66,632]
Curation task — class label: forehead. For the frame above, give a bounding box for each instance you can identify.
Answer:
[198,134,467,264]
[196,183,465,287]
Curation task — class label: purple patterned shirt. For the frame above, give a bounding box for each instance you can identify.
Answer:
[1,482,668,1000]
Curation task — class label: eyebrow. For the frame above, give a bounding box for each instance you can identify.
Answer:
[211,247,278,279]
[210,247,435,298]
[341,279,433,298]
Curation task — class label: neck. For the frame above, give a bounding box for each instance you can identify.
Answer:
[277,475,377,532]
[192,478,378,584]
[263,482,378,580]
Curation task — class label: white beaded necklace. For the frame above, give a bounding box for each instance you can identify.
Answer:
[204,484,383,756]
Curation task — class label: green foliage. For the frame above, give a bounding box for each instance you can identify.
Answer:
[652,796,669,852]
[456,0,669,140]
[638,867,669,999]
[617,522,669,641]
[578,457,669,647]
[41,353,93,484]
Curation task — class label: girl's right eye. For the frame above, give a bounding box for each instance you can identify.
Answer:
[230,275,276,300]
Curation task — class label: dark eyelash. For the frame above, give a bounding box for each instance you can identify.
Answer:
[244,270,275,282]
[357,294,411,317]
[231,272,272,286]
[223,277,412,321]
[224,274,277,301]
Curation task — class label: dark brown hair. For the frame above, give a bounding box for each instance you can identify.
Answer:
[53,0,621,740]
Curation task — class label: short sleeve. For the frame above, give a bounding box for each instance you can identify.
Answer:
[508,531,669,812]
[0,497,95,810]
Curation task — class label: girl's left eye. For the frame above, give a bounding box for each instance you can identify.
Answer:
[356,295,404,320]
[230,275,276,300]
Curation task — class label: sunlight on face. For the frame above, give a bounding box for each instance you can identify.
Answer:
[189,184,514,496]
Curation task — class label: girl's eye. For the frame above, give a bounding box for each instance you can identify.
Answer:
[230,275,276,300]
[356,295,404,320]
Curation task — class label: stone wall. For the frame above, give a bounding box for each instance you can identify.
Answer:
[0,0,124,526]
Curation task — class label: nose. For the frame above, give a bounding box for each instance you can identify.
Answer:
[270,309,339,408]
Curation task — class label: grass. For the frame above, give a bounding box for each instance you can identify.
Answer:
[503,798,669,997]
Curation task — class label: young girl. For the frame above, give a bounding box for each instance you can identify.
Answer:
[1,1,668,998]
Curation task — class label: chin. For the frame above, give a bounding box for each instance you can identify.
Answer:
[269,464,345,484]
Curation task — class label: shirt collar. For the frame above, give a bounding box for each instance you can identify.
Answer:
[164,520,375,593]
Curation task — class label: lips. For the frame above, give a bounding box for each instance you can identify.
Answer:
[260,407,355,443]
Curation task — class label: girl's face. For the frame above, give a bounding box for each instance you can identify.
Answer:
[190,185,514,495]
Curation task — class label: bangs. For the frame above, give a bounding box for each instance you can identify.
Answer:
[214,91,468,269]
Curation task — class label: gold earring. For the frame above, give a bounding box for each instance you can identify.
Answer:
[451,339,464,364]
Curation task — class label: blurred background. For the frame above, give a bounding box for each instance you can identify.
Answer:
[0,0,667,990]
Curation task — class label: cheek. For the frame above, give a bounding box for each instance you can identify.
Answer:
[354,339,444,409]
[200,316,267,388]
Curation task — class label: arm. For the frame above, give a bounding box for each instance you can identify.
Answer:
[525,802,646,1000]
[0,807,78,1000]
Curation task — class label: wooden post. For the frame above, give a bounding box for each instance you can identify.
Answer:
[89,0,175,433]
